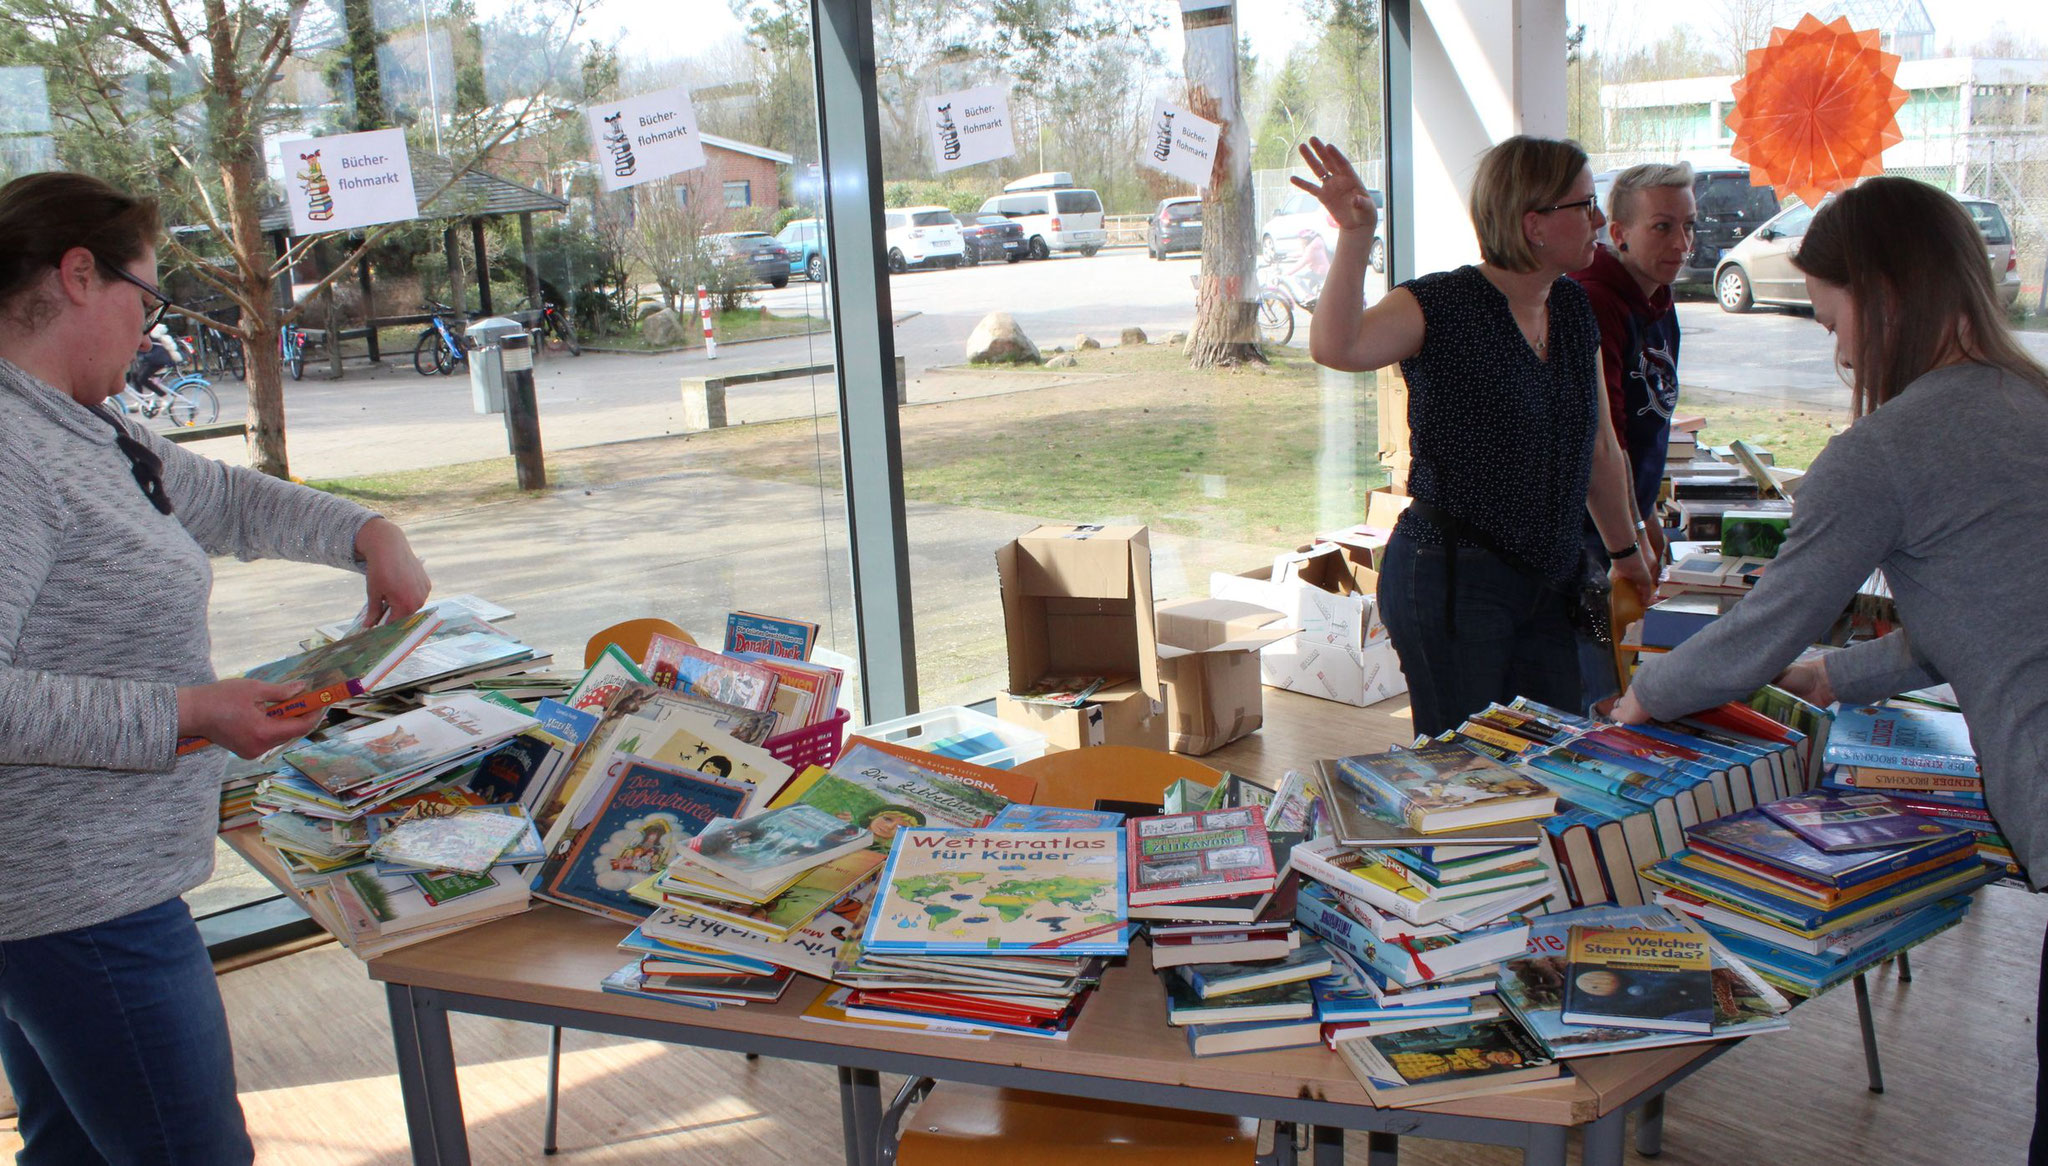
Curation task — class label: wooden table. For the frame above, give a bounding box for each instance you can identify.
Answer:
[365,905,1731,1166]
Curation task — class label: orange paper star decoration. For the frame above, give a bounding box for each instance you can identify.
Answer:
[1726,14,1907,210]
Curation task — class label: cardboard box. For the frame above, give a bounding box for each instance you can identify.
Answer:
[1210,543,1407,708]
[1154,597,1300,755]
[1315,488,1412,573]
[995,524,1164,749]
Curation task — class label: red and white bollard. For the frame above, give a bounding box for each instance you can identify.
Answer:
[697,284,717,360]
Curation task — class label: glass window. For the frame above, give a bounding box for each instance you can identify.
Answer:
[1055,190,1103,215]
[911,210,957,227]
[723,179,752,208]
[1962,201,2012,245]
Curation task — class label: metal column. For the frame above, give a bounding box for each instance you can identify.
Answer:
[808,0,918,723]
[1379,0,1414,288]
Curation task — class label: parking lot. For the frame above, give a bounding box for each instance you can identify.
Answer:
[167,248,2043,480]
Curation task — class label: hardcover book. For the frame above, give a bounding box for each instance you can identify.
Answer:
[1560,925,1714,1034]
[1163,969,1314,1025]
[642,635,782,713]
[987,805,1127,831]
[723,611,820,661]
[535,757,752,923]
[1126,808,1277,906]
[862,828,1129,955]
[365,804,532,875]
[1323,744,1556,835]
[245,609,441,696]
[1758,792,1967,854]
[791,743,1019,847]
[1685,809,1977,889]
[281,695,536,796]
[1182,944,1335,999]
[680,804,874,890]
[1824,705,1979,777]
[1333,1015,1558,1107]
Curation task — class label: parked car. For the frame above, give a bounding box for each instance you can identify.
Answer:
[1713,191,2022,313]
[775,218,826,282]
[882,206,965,272]
[1593,167,1782,288]
[976,172,1107,259]
[1261,187,1385,272]
[959,213,1026,264]
[706,231,791,289]
[1147,196,1203,259]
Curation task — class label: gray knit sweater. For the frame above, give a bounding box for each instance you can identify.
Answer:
[0,360,376,939]
[1630,362,2048,888]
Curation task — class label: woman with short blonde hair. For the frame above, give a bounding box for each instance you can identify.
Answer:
[1296,134,1657,735]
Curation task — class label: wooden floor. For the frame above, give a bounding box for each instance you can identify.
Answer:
[4,689,2040,1164]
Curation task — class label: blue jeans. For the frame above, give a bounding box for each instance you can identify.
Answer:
[1376,531,1583,738]
[0,897,252,1165]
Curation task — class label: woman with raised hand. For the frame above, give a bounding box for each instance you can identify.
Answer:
[0,171,429,1163]
[1605,176,2048,1161]
[1297,135,1657,736]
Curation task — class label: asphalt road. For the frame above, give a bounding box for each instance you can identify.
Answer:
[158,249,2042,478]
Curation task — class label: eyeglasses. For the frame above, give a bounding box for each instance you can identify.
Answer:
[96,260,176,334]
[1536,196,1600,218]
[86,404,174,515]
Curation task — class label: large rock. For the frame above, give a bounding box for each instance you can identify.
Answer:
[1165,330,1189,345]
[1120,327,1149,346]
[642,308,687,348]
[1046,353,1079,369]
[966,312,1041,364]
[1073,334,1102,350]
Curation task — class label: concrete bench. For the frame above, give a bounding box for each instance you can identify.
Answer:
[163,421,248,444]
[680,357,908,430]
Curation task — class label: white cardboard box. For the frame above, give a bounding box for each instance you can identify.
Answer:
[1209,543,1407,708]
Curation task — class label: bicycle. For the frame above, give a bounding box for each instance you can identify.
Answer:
[1255,261,1323,348]
[279,323,308,381]
[108,370,220,427]
[414,302,470,376]
[515,295,580,357]
[190,297,245,381]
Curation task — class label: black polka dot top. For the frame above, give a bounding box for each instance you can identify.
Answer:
[1392,264,1600,585]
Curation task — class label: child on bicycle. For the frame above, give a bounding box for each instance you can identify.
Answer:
[128,322,179,396]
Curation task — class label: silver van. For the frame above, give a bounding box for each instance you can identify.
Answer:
[978,174,1106,259]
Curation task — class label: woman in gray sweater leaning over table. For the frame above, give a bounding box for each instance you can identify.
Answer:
[1608,176,2048,1162]
[0,172,430,1164]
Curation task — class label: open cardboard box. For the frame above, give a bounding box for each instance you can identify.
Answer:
[1155,597,1299,756]
[995,524,1165,750]
[1210,540,1406,708]
[1311,488,1411,573]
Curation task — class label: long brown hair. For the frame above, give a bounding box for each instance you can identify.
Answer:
[0,172,161,327]
[1793,176,2047,416]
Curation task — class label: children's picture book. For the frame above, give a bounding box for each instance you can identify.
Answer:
[1332,1015,1558,1107]
[371,619,534,693]
[681,804,873,890]
[1126,808,1277,906]
[314,593,512,643]
[246,609,442,695]
[533,699,601,745]
[564,644,651,712]
[1182,943,1334,999]
[644,848,884,942]
[1559,925,1714,1034]
[987,805,1127,831]
[1007,675,1110,708]
[535,757,752,923]
[1326,744,1556,835]
[723,611,820,661]
[365,804,532,875]
[862,828,1129,955]
[1824,705,1979,777]
[642,634,782,712]
[1758,792,1968,854]
[282,695,536,796]
[791,743,1019,848]
[1163,969,1315,1025]
[1683,809,1975,889]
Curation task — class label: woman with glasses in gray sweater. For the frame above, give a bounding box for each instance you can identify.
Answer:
[1611,176,2048,1164]
[0,172,430,1164]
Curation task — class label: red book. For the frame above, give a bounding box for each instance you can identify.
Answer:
[1126,808,1276,907]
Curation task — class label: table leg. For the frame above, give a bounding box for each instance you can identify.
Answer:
[837,1066,882,1166]
[1523,1123,1569,1166]
[543,1025,562,1155]
[1897,951,1913,983]
[385,984,472,1166]
[1362,1128,1394,1166]
[1581,1108,1629,1166]
[1634,1093,1666,1157]
[1855,972,1885,1094]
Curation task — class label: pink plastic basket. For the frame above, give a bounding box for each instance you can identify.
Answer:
[763,707,851,770]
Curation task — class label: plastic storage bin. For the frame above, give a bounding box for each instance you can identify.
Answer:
[858,706,1047,770]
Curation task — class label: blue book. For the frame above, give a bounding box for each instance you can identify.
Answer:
[617,927,782,976]
[1184,1016,1325,1056]
[598,961,724,1009]
[1645,853,1993,931]
[1310,964,1476,1023]
[723,611,819,660]
[535,759,751,923]
[533,698,600,745]
[1820,771,1986,808]
[1824,705,1978,777]
[1697,897,1972,996]
[986,804,1126,830]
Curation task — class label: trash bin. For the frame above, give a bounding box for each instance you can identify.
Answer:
[466,316,525,414]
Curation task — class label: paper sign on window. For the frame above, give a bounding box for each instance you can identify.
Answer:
[926,84,1016,174]
[279,129,420,235]
[1138,101,1223,191]
[585,86,708,193]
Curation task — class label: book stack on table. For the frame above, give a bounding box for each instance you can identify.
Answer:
[1818,702,2016,874]
[1643,789,2001,998]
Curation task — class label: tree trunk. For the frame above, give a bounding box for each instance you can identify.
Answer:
[207,0,292,478]
[1182,1,1263,369]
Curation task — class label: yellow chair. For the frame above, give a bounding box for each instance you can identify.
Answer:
[885,746,1274,1166]
[581,617,692,668]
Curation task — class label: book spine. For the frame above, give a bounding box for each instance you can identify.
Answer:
[1823,744,1978,778]
[1295,888,1425,984]
[1292,848,1430,926]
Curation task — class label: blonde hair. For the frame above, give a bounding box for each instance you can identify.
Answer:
[1470,136,1589,273]
[1607,161,1695,224]
[1794,177,2048,416]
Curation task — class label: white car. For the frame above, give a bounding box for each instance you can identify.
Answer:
[1261,187,1386,273]
[977,173,1108,259]
[882,206,965,272]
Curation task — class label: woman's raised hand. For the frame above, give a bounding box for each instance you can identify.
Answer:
[1292,138,1377,233]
